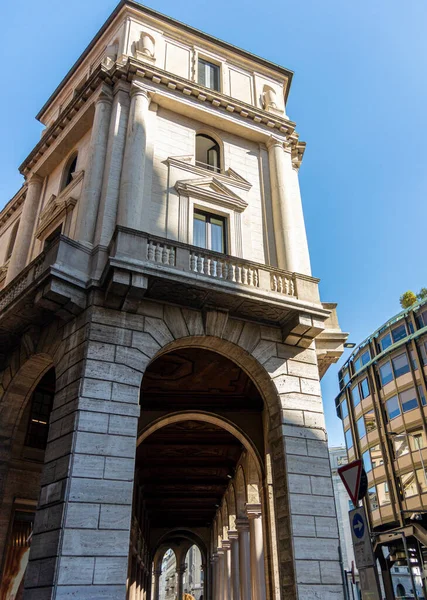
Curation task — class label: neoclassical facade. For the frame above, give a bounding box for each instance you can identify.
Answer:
[0,2,348,599]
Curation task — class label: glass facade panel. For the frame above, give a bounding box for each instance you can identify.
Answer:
[368,486,378,510]
[377,481,390,506]
[193,212,206,248]
[343,370,350,385]
[394,435,409,458]
[198,59,220,91]
[418,385,426,406]
[364,408,377,433]
[210,217,225,253]
[341,397,349,419]
[380,333,392,352]
[416,469,427,493]
[354,350,370,373]
[392,323,407,343]
[399,387,418,413]
[370,444,383,468]
[401,472,418,498]
[410,349,417,370]
[386,395,401,420]
[412,432,425,449]
[392,353,410,378]
[345,428,353,450]
[379,361,393,386]
[419,341,427,366]
[360,378,370,399]
[351,384,361,407]
[357,416,366,438]
[362,449,372,472]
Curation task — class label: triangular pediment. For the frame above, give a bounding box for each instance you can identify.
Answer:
[224,168,252,189]
[175,177,248,212]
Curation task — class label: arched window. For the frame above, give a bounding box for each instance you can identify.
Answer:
[396,583,406,597]
[195,134,220,172]
[5,219,19,261]
[62,153,78,190]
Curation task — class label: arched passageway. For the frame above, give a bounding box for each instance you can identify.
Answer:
[128,347,270,600]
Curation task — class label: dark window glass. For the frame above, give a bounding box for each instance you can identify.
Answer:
[360,378,370,399]
[195,134,220,172]
[392,353,410,378]
[345,428,353,450]
[386,395,401,420]
[379,361,393,386]
[343,370,350,385]
[419,341,427,366]
[408,321,414,334]
[357,416,366,438]
[418,310,427,329]
[392,323,407,343]
[370,444,383,468]
[25,370,55,450]
[351,384,361,407]
[341,397,349,419]
[43,224,62,251]
[380,333,392,352]
[410,349,417,370]
[193,210,226,253]
[400,387,418,413]
[63,154,77,189]
[368,486,378,510]
[6,220,20,261]
[362,449,372,473]
[361,350,370,366]
[198,58,220,91]
[364,409,377,433]
[418,385,426,406]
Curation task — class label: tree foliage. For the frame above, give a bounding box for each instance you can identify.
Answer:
[417,288,427,301]
[400,291,417,309]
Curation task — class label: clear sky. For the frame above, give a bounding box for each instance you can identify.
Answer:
[1,0,427,446]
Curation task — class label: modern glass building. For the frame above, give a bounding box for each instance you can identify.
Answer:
[336,299,427,598]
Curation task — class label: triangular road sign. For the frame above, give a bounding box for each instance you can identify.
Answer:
[338,459,362,506]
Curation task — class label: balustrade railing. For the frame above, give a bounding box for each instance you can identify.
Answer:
[189,250,259,288]
[146,240,176,266]
[271,273,296,296]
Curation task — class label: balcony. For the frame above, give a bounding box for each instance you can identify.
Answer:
[0,227,346,365]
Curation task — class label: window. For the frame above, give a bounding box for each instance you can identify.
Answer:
[368,486,378,510]
[378,481,390,506]
[410,349,417,370]
[357,416,366,438]
[198,58,220,91]
[364,408,377,433]
[351,384,361,407]
[25,372,55,450]
[370,444,383,468]
[418,385,426,406]
[43,224,63,250]
[363,449,372,472]
[399,387,418,413]
[392,353,410,378]
[62,153,78,190]
[392,323,407,343]
[394,435,409,458]
[386,395,401,420]
[340,397,349,419]
[354,350,370,373]
[193,210,226,253]
[360,377,370,399]
[195,134,220,172]
[401,472,417,498]
[345,428,353,450]
[339,369,350,389]
[416,469,427,493]
[417,309,427,329]
[5,219,20,261]
[380,333,392,352]
[379,361,393,386]
[418,340,427,365]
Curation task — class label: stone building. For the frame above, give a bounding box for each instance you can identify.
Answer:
[336,300,427,599]
[0,1,348,598]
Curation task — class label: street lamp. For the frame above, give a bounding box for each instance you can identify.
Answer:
[388,431,427,491]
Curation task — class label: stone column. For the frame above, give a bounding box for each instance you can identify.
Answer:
[176,567,185,600]
[266,136,311,275]
[228,530,240,600]
[247,505,266,600]
[117,80,151,231]
[222,540,231,600]
[236,518,252,600]
[216,548,225,600]
[74,85,113,245]
[94,81,131,246]
[211,553,218,600]
[5,174,43,284]
[152,568,161,600]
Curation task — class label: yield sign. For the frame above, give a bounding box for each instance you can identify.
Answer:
[338,459,362,506]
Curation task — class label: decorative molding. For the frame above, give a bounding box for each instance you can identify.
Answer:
[36,170,83,239]
[167,156,252,191]
[0,188,26,228]
[175,177,248,212]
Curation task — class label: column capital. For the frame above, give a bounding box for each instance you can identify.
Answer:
[246,503,262,519]
[113,79,131,95]
[266,135,286,151]
[26,173,43,186]
[130,79,152,100]
[95,84,113,105]
[211,553,219,563]
[228,529,239,540]
[216,547,225,557]
[235,517,250,532]
[222,540,231,551]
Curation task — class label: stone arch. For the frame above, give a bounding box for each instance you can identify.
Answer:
[195,128,224,172]
[154,529,208,568]
[245,451,262,505]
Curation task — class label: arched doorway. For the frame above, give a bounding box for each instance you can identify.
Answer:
[396,582,406,597]
[129,347,269,600]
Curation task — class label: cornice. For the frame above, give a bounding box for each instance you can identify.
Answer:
[0,186,26,229]
[21,59,305,177]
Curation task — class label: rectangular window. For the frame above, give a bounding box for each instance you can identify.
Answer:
[392,353,410,378]
[410,349,417,370]
[417,310,427,329]
[401,472,418,498]
[394,435,409,458]
[341,397,349,419]
[416,469,427,494]
[198,58,220,91]
[399,387,418,413]
[418,385,426,406]
[345,428,353,450]
[370,444,383,468]
[362,449,372,473]
[360,377,370,399]
[357,416,366,438]
[379,361,393,386]
[364,408,377,433]
[378,481,390,506]
[193,210,226,253]
[354,350,370,373]
[380,333,392,352]
[368,486,378,510]
[386,395,401,420]
[392,323,407,343]
[351,384,361,407]
[419,340,427,365]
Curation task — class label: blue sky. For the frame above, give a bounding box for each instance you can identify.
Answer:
[2,0,427,446]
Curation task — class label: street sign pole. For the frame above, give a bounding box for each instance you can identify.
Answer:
[349,505,382,600]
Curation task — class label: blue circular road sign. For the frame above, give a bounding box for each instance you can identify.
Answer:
[352,513,365,539]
